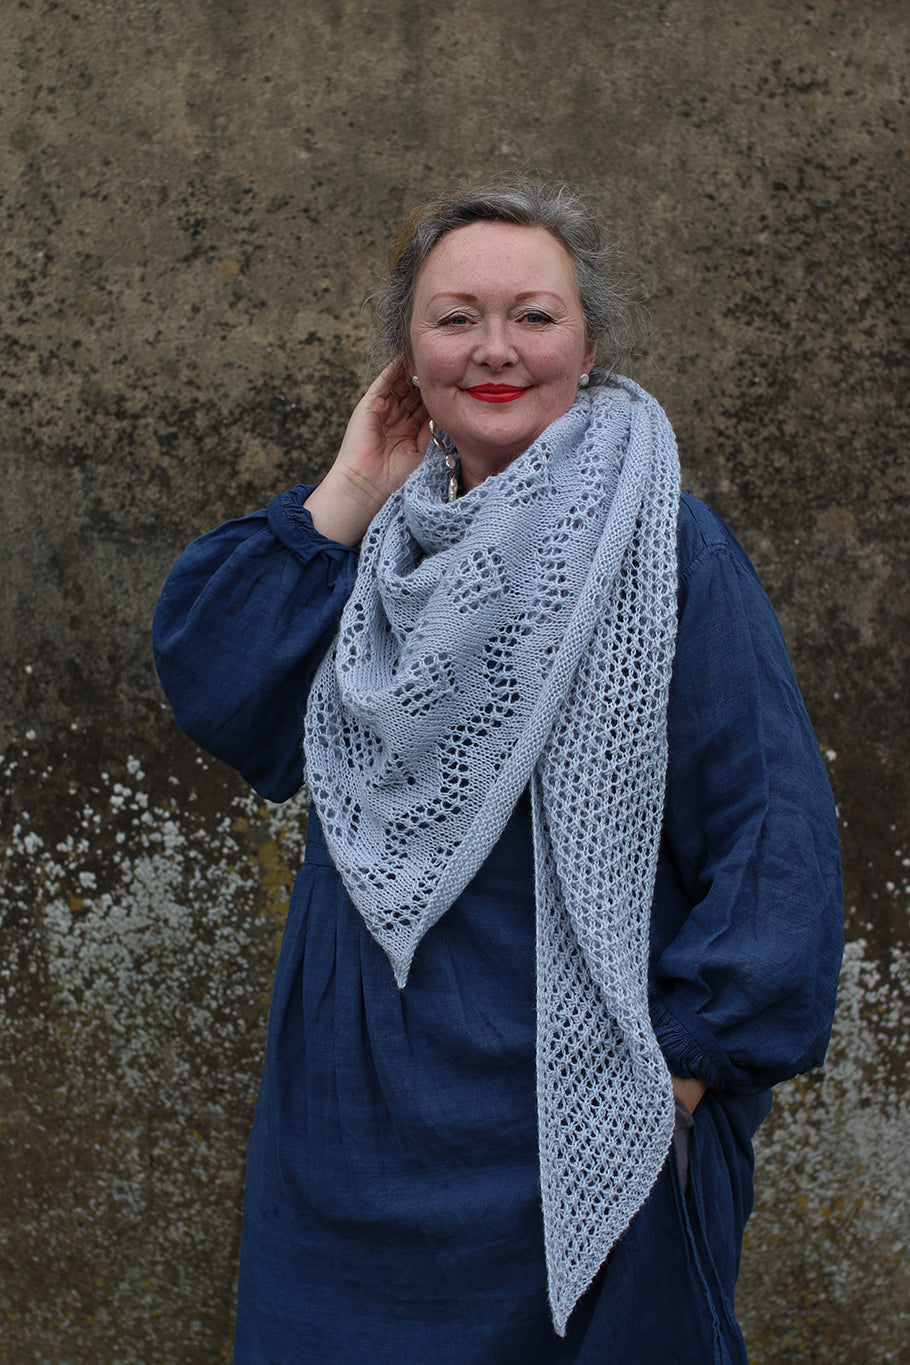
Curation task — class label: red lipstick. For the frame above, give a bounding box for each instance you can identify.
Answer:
[466,384,527,403]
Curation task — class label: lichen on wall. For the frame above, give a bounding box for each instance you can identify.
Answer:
[0,715,307,1363]
[740,938,910,1359]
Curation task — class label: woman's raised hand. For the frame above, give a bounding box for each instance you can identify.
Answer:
[304,360,431,546]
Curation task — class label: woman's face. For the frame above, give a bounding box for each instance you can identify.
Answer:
[408,221,595,491]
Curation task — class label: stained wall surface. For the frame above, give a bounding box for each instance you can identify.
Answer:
[1,1,908,1360]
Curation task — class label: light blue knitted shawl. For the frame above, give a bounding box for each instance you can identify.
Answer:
[305,378,681,1332]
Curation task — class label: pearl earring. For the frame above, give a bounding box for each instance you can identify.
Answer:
[411,375,420,388]
[579,373,590,388]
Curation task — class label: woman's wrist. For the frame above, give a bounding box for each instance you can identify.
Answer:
[671,1076,707,1114]
[304,467,385,547]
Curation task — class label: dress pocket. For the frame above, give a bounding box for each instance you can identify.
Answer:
[668,1104,750,1365]
[673,1095,696,1191]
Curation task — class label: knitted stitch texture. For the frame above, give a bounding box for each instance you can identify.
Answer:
[304,378,681,1332]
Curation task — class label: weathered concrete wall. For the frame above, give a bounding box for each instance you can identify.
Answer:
[1,1,907,1359]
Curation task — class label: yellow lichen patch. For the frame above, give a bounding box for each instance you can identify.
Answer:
[253,838,293,898]
[251,834,296,963]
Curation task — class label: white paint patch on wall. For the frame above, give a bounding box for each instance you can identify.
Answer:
[0,736,308,1363]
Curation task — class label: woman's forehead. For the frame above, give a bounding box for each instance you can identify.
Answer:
[414,222,580,303]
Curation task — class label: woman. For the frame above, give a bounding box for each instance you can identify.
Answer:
[154,179,843,1363]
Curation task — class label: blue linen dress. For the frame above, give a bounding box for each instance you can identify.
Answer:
[153,488,843,1364]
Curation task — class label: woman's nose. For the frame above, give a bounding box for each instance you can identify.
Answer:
[472,318,518,368]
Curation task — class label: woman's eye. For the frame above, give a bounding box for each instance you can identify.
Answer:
[440,313,472,326]
[520,311,554,325]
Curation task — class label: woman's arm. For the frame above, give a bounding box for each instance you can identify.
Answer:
[650,495,844,1094]
[153,360,432,799]
[153,489,359,801]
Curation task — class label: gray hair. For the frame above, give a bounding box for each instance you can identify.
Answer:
[372,176,644,375]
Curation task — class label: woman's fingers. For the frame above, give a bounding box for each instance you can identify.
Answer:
[345,362,429,475]
[370,361,427,439]
[304,361,432,546]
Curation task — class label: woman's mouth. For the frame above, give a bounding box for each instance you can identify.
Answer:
[466,385,528,403]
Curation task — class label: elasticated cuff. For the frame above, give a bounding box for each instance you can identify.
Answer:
[650,996,746,1091]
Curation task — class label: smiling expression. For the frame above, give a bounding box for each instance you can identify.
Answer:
[408,222,595,491]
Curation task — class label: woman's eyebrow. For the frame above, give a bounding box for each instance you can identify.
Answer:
[424,290,569,307]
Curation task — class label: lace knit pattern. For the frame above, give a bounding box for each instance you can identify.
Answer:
[304,378,680,1332]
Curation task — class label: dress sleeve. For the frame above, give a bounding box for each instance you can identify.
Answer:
[649,497,843,1092]
[153,484,359,802]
